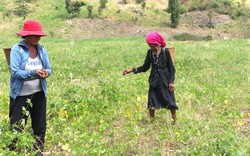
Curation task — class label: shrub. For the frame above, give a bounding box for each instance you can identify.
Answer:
[179,4,187,14]
[188,0,208,11]
[98,0,108,15]
[87,4,93,18]
[202,35,213,40]
[65,0,85,16]
[235,5,250,18]
[136,0,144,4]
[141,1,146,9]
[187,0,249,19]
[174,33,199,41]
[100,0,108,9]
[14,0,29,19]
[173,33,213,41]
[123,0,129,4]
[169,0,180,28]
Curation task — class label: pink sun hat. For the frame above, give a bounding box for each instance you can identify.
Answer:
[17,19,47,37]
[146,32,166,47]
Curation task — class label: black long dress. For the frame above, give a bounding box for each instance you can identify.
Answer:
[133,47,178,110]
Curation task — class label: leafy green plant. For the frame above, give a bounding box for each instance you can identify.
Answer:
[135,0,146,9]
[120,0,129,4]
[99,0,107,9]
[65,0,85,17]
[98,0,108,15]
[173,33,211,41]
[188,0,249,18]
[207,10,214,28]
[0,0,249,154]
[168,0,180,28]
[14,0,29,19]
[87,4,93,18]
[1,36,249,155]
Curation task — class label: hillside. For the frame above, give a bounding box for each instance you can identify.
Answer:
[0,0,249,43]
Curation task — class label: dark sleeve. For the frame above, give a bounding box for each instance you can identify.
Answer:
[133,50,151,74]
[165,48,175,84]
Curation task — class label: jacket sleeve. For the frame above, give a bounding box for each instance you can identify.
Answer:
[133,50,151,74]
[10,45,37,79]
[165,48,175,84]
[42,47,52,76]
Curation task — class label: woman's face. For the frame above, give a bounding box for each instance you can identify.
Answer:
[25,35,41,46]
[148,43,160,51]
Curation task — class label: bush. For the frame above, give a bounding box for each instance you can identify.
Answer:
[188,0,209,11]
[65,0,85,16]
[235,6,249,18]
[98,0,108,15]
[174,33,199,41]
[169,0,180,28]
[136,0,146,9]
[173,33,213,41]
[179,4,187,14]
[99,0,108,9]
[123,0,129,4]
[203,35,213,40]
[14,0,29,19]
[87,4,93,18]
[187,0,249,18]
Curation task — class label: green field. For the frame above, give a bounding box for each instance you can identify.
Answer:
[0,0,250,155]
[0,37,249,155]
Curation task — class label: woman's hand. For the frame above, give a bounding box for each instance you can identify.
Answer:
[122,68,133,75]
[169,83,174,92]
[36,69,48,78]
[41,69,49,77]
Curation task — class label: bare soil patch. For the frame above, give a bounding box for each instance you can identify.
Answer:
[60,10,247,40]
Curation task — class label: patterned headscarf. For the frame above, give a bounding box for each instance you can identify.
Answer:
[146,32,166,47]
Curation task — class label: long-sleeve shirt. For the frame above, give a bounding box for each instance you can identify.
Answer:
[10,40,52,99]
[133,47,175,88]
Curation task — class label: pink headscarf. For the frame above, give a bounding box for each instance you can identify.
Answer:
[146,32,166,47]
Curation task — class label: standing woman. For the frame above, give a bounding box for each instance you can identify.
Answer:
[9,19,52,153]
[122,32,178,124]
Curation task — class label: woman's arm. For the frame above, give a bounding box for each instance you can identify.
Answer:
[133,50,151,74]
[123,50,151,75]
[165,48,175,84]
[10,45,37,79]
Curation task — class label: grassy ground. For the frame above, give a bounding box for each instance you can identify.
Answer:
[0,0,249,155]
[0,36,249,155]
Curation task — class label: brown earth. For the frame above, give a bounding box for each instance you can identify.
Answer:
[61,10,249,40]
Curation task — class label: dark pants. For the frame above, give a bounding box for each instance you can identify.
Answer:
[9,91,46,144]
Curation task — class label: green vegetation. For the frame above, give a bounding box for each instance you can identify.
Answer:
[0,0,249,38]
[173,33,213,41]
[187,0,250,19]
[65,0,86,17]
[13,0,30,19]
[1,36,250,155]
[98,0,108,15]
[0,0,250,155]
[168,0,180,28]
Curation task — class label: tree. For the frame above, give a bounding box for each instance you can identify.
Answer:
[168,0,180,28]
[87,4,93,18]
[98,0,108,15]
[65,0,85,16]
[14,0,29,19]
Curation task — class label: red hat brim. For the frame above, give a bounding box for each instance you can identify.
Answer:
[17,31,47,37]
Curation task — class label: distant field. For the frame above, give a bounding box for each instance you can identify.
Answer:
[0,37,249,155]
